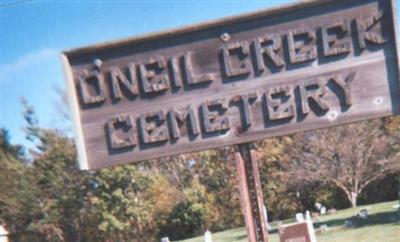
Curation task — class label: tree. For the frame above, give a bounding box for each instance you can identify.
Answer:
[382,116,400,207]
[257,137,302,219]
[285,119,400,207]
[29,129,86,242]
[159,177,216,240]
[11,98,88,242]
[192,149,243,230]
[147,175,183,235]
[145,148,243,232]
[0,129,38,241]
[84,165,157,242]
[0,128,24,158]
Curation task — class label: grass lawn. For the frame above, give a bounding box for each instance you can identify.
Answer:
[178,200,400,242]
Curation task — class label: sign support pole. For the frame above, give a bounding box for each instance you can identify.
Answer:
[235,143,269,242]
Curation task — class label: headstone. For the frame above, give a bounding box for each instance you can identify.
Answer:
[263,205,271,231]
[296,213,305,222]
[398,189,400,208]
[0,225,9,242]
[319,224,329,233]
[311,212,320,219]
[315,203,322,211]
[204,230,212,242]
[305,211,311,221]
[278,221,317,242]
[320,206,326,215]
[358,209,368,219]
[161,237,170,242]
[344,220,353,228]
[327,208,337,215]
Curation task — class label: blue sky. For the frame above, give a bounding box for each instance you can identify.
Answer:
[1,0,399,149]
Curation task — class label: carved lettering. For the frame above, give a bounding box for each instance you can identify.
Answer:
[170,56,183,88]
[67,0,399,171]
[330,72,356,106]
[254,34,285,72]
[182,53,214,84]
[139,111,169,144]
[168,105,199,139]
[201,98,230,133]
[300,79,329,114]
[77,70,106,105]
[106,114,136,149]
[287,28,317,63]
[321,20,352,56]
[139,57,170,93]
[356,11,386,49]
[222,41,252,77]
[109,63,139,100]
[232,92,258,129]
[265,86,295,120]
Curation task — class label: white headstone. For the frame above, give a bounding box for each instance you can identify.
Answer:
[320,206,326,215]
[305,210,311,221]
[204,230,212,242]
[161,237,170,242]
[295,213,305,222]
[263,205,271,230]
[319,224,329,232]
[0,225,9,242]
[359,209,368,219]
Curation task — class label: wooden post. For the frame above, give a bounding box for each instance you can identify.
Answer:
[236,143,269,242]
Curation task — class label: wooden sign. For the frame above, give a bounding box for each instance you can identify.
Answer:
[278,222,316,242]
[62,0,400,170]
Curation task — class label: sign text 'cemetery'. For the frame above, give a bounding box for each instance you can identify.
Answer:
[63,0,400,170]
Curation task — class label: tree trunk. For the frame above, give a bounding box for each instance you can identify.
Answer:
[331,180,358,208]
[350,191,358,207]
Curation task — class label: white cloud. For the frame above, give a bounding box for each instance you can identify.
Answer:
[1,48,58,83]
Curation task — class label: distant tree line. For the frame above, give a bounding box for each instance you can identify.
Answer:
[0,101,399,241]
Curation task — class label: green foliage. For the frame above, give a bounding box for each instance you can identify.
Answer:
[159,178,215,240]
[162,201,206,240]
[25,129,85,242]
[193,149,243,230]
[0,131,38,240]
[1,100,88,241]
[298,182,350,210]
[85,165,156,242]
[258,137,301,220]
[1,99,399,241]
[0,128,24,158]
[147,175,183,235]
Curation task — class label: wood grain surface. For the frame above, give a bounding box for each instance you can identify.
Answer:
[62,0,400,170]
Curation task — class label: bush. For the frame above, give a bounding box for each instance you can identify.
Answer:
[160,201,207,240]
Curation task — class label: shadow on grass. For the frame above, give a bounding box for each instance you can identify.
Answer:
[234,235,247,241]
[313,210,400,229]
